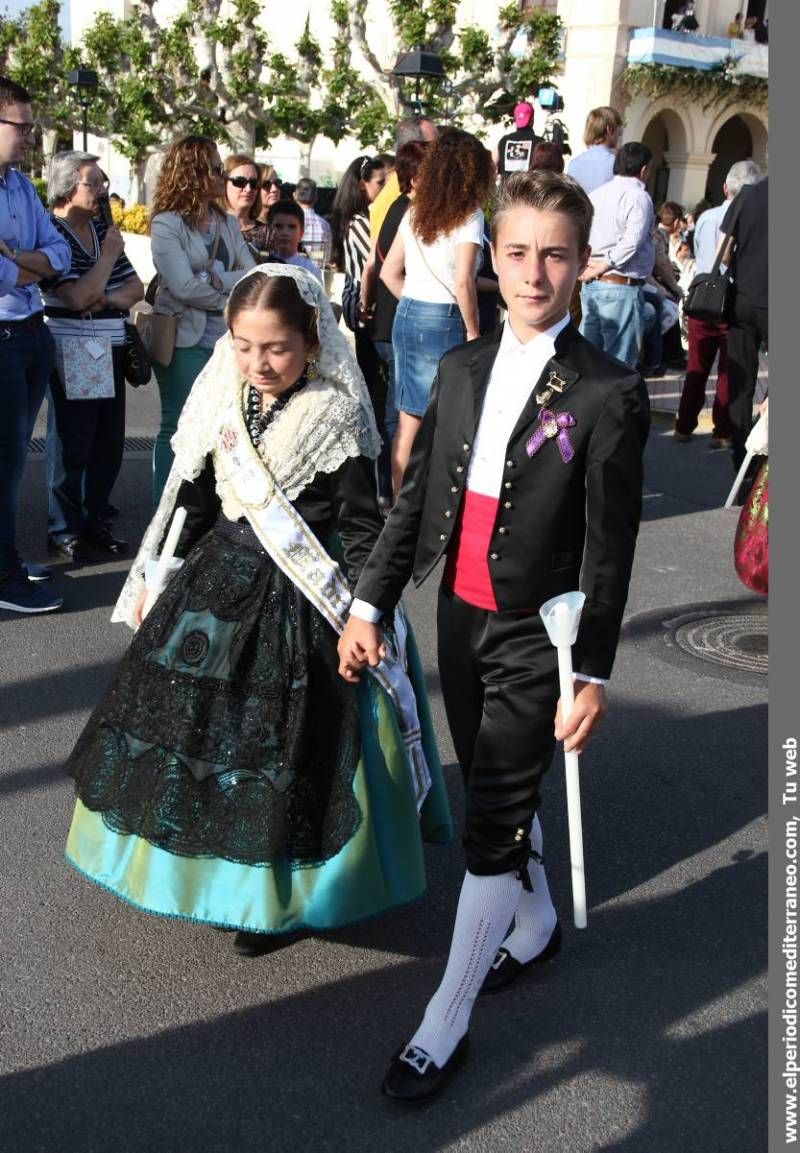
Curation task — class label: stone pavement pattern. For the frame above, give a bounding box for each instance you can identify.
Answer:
[0,381,766,1153]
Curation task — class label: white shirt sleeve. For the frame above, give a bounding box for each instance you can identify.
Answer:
[349,598,383,623]
[453,208,484,248]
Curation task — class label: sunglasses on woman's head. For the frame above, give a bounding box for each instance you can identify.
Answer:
[227,175,259,190]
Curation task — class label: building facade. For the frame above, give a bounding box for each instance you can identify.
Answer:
[71,0,768,209]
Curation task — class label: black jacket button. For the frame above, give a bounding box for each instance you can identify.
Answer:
[439,533,447,541]
[498,527,507,535]
[504,500,513,509]
[450,485,458,493]
[490,552,499,561]
[444,510,452,518]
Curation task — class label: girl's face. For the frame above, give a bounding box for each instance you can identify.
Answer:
[360,165,386,203]
[261,177,281,212]
[231,307,315,399]
[226,164,259,214]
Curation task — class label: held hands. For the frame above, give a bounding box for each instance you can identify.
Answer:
[337,617,386,683]
[554,681,607,755]
[133,587,148,627]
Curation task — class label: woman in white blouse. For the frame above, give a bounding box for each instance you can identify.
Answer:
[380,129,495,489]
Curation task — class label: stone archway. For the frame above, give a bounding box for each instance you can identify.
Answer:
[641,109,690,206]
[705,112,768,203]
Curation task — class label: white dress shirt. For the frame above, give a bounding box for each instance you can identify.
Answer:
[349,317,606,683]
[466,314,570,497]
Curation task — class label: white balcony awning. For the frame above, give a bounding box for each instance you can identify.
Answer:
[628,28,768,78]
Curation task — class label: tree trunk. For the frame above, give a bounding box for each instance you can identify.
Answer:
[298,137,316,177]
[228,116,256,155]
[40,128,58,178]
[129,158,148,205]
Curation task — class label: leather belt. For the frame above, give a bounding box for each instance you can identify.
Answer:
[598,273,645,286]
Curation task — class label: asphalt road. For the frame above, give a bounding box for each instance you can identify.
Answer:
[0,386,766,1153]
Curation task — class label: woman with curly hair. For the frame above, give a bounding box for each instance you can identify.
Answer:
[219,153,269,258]
[380,128,495,488]
[149,135,255,502]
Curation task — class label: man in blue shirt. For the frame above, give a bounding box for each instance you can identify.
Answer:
[0,76,71,613]
[578,142,656,369]
[674,160,762,447]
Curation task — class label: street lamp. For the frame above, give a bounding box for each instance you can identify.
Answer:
[67,67,99,151]
[391,48,445,116]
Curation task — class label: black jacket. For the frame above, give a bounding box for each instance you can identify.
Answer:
[171,453,383,589]
[354,323,650,678]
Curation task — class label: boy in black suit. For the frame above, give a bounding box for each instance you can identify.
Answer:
[338,171,650,1101]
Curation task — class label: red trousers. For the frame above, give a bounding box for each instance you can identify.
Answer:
[675,317,731,437]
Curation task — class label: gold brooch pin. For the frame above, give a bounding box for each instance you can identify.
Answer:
[536,370,568,407]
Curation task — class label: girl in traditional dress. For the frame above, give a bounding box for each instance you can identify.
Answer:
[64,264,452,955]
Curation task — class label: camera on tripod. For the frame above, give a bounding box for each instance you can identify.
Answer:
[537,87,565,113]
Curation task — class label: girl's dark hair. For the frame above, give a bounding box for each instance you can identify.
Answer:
[410,128,495,246]
[531,142,565,174]
[395,140,430,195]
[330,154,385,266]
[226,271,319,348]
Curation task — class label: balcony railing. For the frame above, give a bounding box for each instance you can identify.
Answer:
[627,27,767,78]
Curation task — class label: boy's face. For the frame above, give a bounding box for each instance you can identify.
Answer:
[492,205,589,340]
[270,213,303,257]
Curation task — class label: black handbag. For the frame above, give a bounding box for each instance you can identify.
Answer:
[684,191,746,324]
[123,319,152,387]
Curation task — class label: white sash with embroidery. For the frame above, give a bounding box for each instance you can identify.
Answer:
[214,397,432,811]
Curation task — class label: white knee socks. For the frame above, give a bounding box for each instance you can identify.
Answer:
[407,869,523,1068]
[499,812,558,965]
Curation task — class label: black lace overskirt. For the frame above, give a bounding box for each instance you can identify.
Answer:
[66,517,362,867]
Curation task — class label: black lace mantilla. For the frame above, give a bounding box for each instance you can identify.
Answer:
[66,518,363,868]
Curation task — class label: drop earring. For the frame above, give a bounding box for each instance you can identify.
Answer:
[305,355,319,381]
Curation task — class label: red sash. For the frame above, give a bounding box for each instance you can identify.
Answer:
[444,489,499,611]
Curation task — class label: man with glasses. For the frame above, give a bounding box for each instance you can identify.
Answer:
[0,76,71,613]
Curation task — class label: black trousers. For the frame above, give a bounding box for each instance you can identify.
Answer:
[437,585,560,878]
[48,344,126,535]
[727,296,768,469]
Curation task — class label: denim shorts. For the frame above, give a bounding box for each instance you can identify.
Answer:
[392,297,465,417]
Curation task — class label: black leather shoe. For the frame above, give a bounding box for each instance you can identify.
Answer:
[381,1036,469,1103]
[47,534,89,561]
[82,526,129,555]
[479,921,562,995]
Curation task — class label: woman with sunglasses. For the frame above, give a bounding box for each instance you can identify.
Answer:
[149,136,255,503]
[331,156,387,490]
[257,166,282,228]
[220,153,269,258]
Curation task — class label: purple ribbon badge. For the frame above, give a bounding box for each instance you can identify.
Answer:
[526,408,577,463]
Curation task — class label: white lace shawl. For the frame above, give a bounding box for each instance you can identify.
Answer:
[112,263,382,628]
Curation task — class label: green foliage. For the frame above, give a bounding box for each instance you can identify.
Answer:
[621,61,768,111]
[0,0,81,146]
[30,176,47,205]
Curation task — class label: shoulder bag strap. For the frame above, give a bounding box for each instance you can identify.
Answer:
[709,190,747,278]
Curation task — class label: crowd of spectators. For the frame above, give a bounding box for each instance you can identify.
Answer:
[0,71,768,616]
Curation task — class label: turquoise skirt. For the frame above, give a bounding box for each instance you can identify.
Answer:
[65,518,452,933]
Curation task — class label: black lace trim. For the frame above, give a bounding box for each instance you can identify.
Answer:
[66,518,362,868]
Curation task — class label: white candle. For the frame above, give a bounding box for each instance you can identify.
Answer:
[540,593,588,930]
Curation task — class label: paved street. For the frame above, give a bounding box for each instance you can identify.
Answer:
[0,378,766,1153]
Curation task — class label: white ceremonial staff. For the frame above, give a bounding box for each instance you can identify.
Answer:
[725,409,768,510]
[540,591,588,929]
[141,506,187,621]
